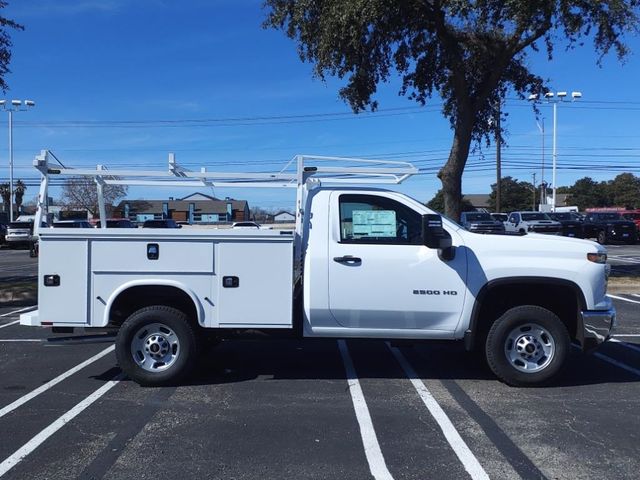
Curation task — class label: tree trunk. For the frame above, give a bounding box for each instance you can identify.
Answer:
[438,111,475,221]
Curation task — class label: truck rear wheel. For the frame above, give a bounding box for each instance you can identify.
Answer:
[596,230,607,244]
[485,305,570,387]
[116,306,197,386]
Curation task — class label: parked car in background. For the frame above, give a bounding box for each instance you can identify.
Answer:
[546,212,584,238]
[6,221,34,248]
[505,212,562,235]
[459,212,505,234]
[52,220,93,228]
[582,212,637,244]
[571,212,586,222]
[490,213,508,224]
[232,221,261,229]
[142,219,181,228]
[0,222,7,245]
[95,219,137,228]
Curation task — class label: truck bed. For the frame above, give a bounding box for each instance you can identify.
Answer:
[29,228,295,329]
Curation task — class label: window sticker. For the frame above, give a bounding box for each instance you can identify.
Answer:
[352,210,396,237]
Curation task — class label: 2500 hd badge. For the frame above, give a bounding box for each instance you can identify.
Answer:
[413,290,458,295]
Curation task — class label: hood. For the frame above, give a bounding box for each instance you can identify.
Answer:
[554,219,581,225]
[604,220,635,226]
[468,220,502,226]
[525,220,561,226]
[459,227,601,253]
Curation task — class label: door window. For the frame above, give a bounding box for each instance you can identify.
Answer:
[339,194,422,245]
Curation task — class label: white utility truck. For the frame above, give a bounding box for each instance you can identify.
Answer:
[21,151,615,387]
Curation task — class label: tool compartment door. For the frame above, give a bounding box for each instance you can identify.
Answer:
[216,241,293,328]
[38,237,89,324]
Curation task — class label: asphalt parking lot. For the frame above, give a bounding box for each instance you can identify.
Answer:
[0,248,37,282]
[1,245,639,479]
[606,244,640,277]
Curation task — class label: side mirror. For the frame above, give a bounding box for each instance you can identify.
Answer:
[422,214,452,250]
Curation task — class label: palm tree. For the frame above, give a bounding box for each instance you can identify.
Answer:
[14,179,26,215]
[0,182,9,214]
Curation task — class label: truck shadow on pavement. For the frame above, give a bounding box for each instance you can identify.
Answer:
[168,337,640,389]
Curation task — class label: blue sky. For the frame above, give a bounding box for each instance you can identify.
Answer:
[2,0,640,210]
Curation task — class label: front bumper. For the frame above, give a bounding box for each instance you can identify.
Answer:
[6,236,31,243]
[578,307,616,351]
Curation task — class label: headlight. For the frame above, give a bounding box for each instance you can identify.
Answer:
[587,253,607,264]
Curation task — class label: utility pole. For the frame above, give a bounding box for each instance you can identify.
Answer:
[495,102,501,213]
[532,173,537,211]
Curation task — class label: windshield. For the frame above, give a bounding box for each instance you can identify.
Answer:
[464,213,492,221]
[521,213,550,221]
[549,213,571,221]
[9,222,32,229]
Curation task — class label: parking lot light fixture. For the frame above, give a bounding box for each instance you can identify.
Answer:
[0,99,35,222]
[529,91,582,211]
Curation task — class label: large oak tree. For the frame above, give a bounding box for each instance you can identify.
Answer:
[264,1,640,219]
[0,1,23,92]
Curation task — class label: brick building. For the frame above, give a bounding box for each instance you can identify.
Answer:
[115,193,250,224]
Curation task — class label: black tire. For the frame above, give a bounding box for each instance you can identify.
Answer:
[485,305,570,387]
[596,230,607,245]
[116,306,198,386]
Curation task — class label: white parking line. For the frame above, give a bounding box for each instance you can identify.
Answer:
[387,343,489,480]
[608,256,640,264]
[594,352,640,377]
[0,374,123,477]
[337,340,393,480]
[0,306,36,318]
[610,338,640,354]
[632,294,640,298]
[608,294,640,304]
[0,345,115,418]
[0,339,43,343]
[613,334,640,337]
[0,321,19,330]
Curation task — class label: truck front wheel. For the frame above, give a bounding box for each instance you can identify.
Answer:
[116,306,197,386]
[485,305,570,387]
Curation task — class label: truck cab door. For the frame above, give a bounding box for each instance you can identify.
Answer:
[507,213,520,232]
[327,193,467,332]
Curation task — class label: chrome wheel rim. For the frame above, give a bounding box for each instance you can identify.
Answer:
[131,323,180,372]
[504,323,555,373]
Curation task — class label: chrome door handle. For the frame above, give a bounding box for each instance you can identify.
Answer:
[333,255,362,264]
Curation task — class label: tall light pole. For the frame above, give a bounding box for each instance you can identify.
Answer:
[535,118,545,207]
[0,99,35,222]
[495,101,501,213]
[528,91,581,211]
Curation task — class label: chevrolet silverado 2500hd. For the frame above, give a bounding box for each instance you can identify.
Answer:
[21,151,615,387]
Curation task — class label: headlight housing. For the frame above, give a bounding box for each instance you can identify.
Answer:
[587,252,607,264]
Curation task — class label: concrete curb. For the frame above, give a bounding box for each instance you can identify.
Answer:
[607,278,640,295]
[0,283,37,307]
